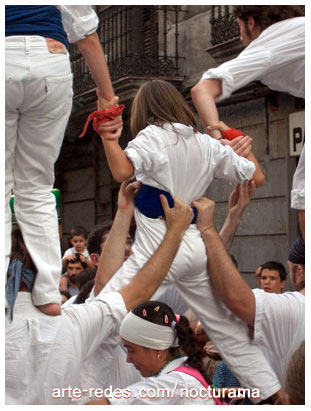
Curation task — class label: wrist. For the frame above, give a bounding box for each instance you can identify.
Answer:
[200,225,216,237]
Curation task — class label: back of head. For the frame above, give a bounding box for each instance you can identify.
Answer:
[130,80,198,136]
[75,279,95,304]
[76,268,96,290]
[284,341,305,404]
[233,5,304,31]
[87,223,112,255]
[288,233,305,290]
[260,260,287,282]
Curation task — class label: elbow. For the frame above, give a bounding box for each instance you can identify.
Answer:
[254,174,265,188]
[111,169,133,183]
[191,81,204,101]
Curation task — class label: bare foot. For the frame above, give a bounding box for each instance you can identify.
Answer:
[38,303,61,316]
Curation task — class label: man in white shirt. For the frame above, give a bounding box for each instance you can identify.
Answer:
[5,182,194,404]
[191,5,305,238]
[193,196,305,399]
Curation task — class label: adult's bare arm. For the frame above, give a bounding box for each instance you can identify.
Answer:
[119,196,194,311]
[94,181,140,296]
[193,197,255,327]
[76,32,114,101]
[219,181,256,250]
[191,78,222,139]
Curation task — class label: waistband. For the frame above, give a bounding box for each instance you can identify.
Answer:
[6,35,51,47]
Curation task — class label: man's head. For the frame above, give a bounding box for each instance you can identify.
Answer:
[233,6,304,46]
[287,233,305,292]
[87,223,113,267]
[259,261,287,294]
[65,254,87,286]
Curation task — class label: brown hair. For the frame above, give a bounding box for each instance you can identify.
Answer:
[233,6,304,31]
[130,80,198,136]
[284,341,305,404]
[10,225,36,273]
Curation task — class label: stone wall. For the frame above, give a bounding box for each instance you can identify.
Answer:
[57,6,302,290]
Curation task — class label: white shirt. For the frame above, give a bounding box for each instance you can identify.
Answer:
[63,247,90,259]
[5,291,127,405]
[125,122,255,202]
[56,5,99,43]
[252,289,305,384]
[109,357,216,405]
[202,17,305,100]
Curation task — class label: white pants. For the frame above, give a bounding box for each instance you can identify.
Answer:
[291,144,305,210]
[5,36,73,305]
[103,209,281,402]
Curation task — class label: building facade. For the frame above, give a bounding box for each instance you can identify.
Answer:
[55,5,304,288]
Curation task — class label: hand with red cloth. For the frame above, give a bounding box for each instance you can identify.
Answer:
[79,93,124,140]
[207,121,252,158]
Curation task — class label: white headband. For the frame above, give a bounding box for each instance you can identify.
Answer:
[119,311,179,350]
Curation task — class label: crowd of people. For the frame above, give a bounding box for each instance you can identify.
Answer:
[5,5,305,406]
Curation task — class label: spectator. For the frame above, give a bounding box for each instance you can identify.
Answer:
[62,226,95,271]
[259,261,287,294]
[60,254,87,296]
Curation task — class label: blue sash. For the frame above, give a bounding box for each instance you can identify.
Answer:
[135,184,197,223]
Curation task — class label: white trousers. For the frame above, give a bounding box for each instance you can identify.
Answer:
[291,144,305,210]
[103,209,281,402]
[5,36,73,305]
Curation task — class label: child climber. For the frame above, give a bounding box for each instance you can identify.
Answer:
[91,79,271,399]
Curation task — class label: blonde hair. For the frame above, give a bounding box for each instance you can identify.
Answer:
[130,80,198,136]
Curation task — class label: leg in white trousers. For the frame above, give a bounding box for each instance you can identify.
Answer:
[103,212,281,402]
[5,36,73,305]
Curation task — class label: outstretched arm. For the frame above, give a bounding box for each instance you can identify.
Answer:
[219,180,256,250]
[77,32,114,101]
[119,196,194,311]
[193,197,255,327]
[94,181,140,296]
[76,32,123,141]
[191,78,222,139]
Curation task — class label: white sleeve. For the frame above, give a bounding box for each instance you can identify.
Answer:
[210,138,255,183]
[125,127,168,178]
[252,289,304,358]
[108,374,186,405]
[57,5,99,43]
[201,46,271,102]
[62,291,127,359]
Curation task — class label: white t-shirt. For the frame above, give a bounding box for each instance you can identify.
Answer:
[202,17,305,101]
[252,288,305,384]
[5,291,127,405]
[109,357,216,405]
[63,247,90,259]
